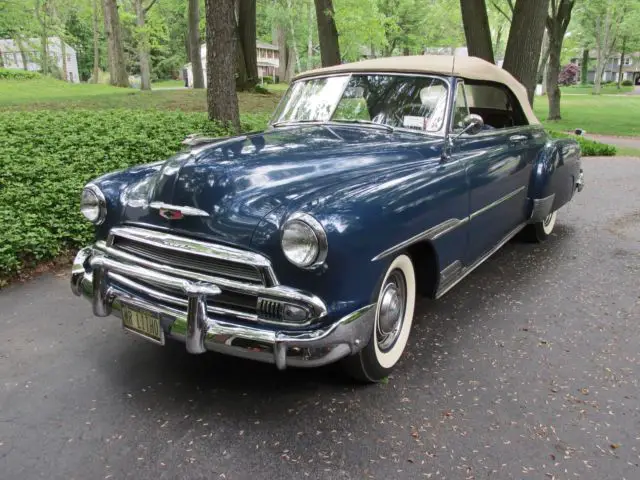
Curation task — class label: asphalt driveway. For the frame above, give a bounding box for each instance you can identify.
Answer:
[1,157,639,480]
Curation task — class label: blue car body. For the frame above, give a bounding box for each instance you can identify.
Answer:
[71,69,583,374]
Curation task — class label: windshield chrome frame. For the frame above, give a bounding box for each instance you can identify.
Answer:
[269,72,453,137]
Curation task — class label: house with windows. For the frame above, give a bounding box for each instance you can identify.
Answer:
[185,40,279,87]
[570,52,640,84]
[0,37,80,83]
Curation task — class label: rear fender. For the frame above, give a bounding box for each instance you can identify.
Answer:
[527,138,581,222]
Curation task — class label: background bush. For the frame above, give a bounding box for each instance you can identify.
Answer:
[0,68,41,80]
[0,110,267,280]
[549,131,617,156]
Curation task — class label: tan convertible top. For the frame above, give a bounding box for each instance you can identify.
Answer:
[294,55,539,125]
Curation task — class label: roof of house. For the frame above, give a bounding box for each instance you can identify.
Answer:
[294,55,539,125]
[0,37,76,54]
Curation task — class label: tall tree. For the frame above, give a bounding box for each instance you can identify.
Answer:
[460,0,494,63]
[133,0,156,91]
[502,0,550,104]
[103,0,128,87]
[34,0,51,75]
[92,0,100,82]
[187,0,204,88]
[205,0,240,131]
[314,0,340,66]
[237,0,259,90]
[545,0,576,120]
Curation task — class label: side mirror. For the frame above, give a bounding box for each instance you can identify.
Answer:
[459,114,484,136]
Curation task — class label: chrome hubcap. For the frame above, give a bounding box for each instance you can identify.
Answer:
[377,270,406,351]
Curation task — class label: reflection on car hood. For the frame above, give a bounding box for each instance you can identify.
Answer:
[120,125,441,248]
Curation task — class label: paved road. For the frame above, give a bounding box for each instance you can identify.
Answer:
[1,157,639,480]
[584,134,640,152]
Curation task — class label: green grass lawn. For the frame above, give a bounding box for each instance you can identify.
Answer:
[560,85,634,95]
[0,77,283,114]
[152,79,186,88]
[534,94,640,137]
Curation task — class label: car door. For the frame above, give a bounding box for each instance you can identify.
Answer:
[452,82,532,265]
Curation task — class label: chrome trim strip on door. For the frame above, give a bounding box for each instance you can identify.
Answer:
[469,186,526,220]
[435,222,526,298]
[371,217,468,261]
[372,186,526,262]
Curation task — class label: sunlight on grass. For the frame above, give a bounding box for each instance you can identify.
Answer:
[534,95,640,137]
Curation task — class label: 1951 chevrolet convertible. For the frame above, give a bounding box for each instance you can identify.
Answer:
[71,56,584,382]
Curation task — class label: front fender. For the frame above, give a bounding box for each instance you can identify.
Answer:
[527,138,581,222]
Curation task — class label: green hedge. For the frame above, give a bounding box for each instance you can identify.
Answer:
[549,131,617,156]
[0,68,41,80]
[0,110,270,280]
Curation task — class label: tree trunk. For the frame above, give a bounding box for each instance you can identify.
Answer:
[546,0,575,120]
[493,23,503,59]
[536,28,550,87]
[237,0,258,89]
[15,37,29,71]
[61,40,68,81]
[307,0,314,69]
[460,0,495,63]
[502,0,550,105]
[276,23,288,81]
[580,48,588,85]
[103,0,129,87]
[617,36,626,90]
[205,0,240,131]
[92,0,100,83]
[286,0,301,72]
[188,0,204,88]
[285,46,295,82]
[134,0,151,90]
[314,0,340,67]
[34,0,49,75]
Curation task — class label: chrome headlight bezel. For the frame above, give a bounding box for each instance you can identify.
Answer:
[281,212,328,268]
[80,184,107,225]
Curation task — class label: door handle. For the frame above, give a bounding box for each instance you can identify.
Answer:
[509,134,528,143]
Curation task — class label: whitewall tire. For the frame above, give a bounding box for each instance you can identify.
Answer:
[523,210,558,242]
[343,254,416,382]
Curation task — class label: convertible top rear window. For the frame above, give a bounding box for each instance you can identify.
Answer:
[272,74,450,134]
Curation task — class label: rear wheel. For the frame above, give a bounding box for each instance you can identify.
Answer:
[342,254,416,383]
[523,210,557,242]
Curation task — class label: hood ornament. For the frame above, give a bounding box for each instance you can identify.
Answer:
[149,202,210,220]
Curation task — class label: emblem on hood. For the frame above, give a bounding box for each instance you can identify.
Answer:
[149,202,210,220]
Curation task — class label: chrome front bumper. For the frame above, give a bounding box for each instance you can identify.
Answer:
[576,170,585,192]
[71,247,374,369]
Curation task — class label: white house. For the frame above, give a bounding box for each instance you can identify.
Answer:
[185,40,280,87]
[0,37,80,83]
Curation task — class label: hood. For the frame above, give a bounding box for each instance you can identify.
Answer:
[119,125,441,248]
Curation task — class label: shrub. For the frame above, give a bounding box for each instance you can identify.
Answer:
[0,68,41,80]
[549,131,617,156]
[0,110,269,280]
[621,80,633,87]
[558,63,579,85]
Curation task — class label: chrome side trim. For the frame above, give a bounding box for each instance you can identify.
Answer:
[149,202,210,218]
[470,186,526,220]
[372,217,468,261]
[435,222,525,298]
[439,260,462,286]
[92,243,327,318]
[528,194,555,223]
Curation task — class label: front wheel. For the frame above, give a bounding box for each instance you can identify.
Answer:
[342,254,416,383]
[522,210,557,242]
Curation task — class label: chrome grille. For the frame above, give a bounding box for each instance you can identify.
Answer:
[112,236,264,284]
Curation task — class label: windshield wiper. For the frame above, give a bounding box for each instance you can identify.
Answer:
[329,119,395,132]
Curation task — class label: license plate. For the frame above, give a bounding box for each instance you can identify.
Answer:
[121,302,165,345]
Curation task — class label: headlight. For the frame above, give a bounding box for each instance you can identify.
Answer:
[80,184,106,224]
[281,213,328,268]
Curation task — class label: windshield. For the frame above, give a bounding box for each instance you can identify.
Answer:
[271,74,450,134]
